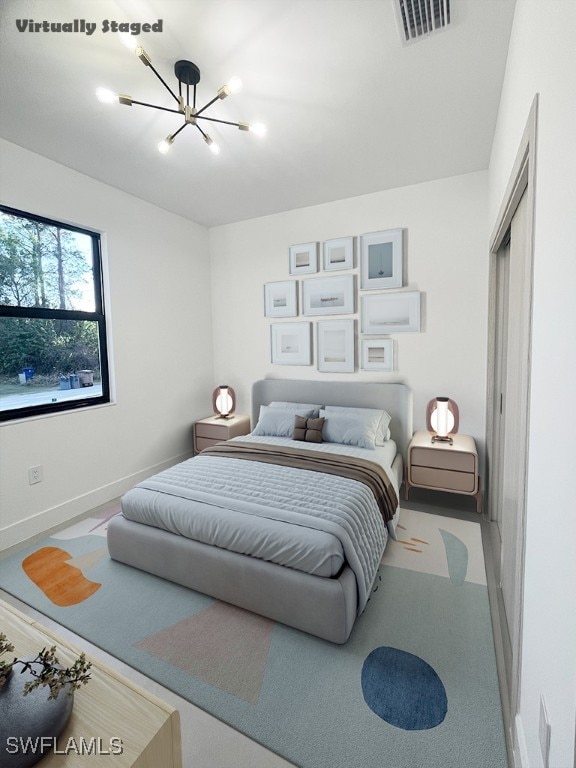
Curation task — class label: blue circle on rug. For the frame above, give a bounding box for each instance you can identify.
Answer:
[361,647,447,730]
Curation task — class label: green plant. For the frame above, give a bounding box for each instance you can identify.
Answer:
[0,632,92,700]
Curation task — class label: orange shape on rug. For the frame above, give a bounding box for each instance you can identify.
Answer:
[22,546,101,606]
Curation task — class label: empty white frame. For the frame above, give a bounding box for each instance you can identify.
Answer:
[264,280,298,317]
[289,242,318,275]
[360,229,403,290]
[361,291,421,333]
[323,236,354,271]
[361,338,394,371]
[317,320,355,373]
[302,274,354,316]
[270,322,311,365]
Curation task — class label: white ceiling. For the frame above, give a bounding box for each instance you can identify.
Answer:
[0,0,515,228]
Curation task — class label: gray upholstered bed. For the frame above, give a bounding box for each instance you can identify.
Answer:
[107,379,412,643]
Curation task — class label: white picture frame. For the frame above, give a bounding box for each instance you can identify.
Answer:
[360,229,403,290]
[361,291,421,334]
[317,319,355,373]
[323,236,354,271]
[302,274,354,316]
[289,242,318,275]
[270,322,312,365]
[360,338,394,371]
[264,280,298,317]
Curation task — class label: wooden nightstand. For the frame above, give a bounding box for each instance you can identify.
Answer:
[194,414,251,454]
[404,431,482,513]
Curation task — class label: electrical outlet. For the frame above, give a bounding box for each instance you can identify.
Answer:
[28,465,43,485]
[539,695,551,768]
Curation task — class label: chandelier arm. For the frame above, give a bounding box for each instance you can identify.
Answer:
[147,62,181,105]
[131,100,182,115]
[195,123,209,140]
[195,115,244,128]
[194,95,221,118]
[171,122,189,140]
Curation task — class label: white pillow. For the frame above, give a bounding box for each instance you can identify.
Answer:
[252,405,316,437]
[319,409,380,450]
[323,406,391,445]
[268,401,323,418]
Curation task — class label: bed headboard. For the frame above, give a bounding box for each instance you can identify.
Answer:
[251,379,413,459]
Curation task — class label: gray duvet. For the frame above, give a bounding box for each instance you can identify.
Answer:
[121,435,397,612]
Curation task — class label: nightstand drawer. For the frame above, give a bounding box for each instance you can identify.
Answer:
[411,466,477,493]
[196,422,230,439]
[193,414,251,455]
[411,447,475,473]
[195,436,221,452]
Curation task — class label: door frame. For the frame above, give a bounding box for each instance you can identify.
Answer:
[491,236,510,546]
[485,95,538,758]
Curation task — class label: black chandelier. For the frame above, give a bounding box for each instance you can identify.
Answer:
[96,34,266,155]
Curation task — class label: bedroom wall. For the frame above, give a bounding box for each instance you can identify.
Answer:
[488,2,576,767]
[209,170,489,452]
[0,139,213,548]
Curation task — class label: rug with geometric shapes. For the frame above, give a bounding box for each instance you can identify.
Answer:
[0,506,507,768]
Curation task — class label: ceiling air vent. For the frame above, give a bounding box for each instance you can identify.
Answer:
[396,0,451,44]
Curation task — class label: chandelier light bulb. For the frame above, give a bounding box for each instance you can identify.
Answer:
[219,75,243,99]
[158,136,174,154]
[204,135,221,155]
[226,75,242,94]
[135,46,152,66]
[249,122,267,137]
[118,32,139,52]
[96,87,118,104]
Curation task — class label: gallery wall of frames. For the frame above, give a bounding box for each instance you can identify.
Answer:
[263,229,421,373]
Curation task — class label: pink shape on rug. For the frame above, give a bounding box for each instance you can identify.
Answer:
[89,505,122,532]
[135,602,274,704]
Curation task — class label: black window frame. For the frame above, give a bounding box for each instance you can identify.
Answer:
[0,204,110,422]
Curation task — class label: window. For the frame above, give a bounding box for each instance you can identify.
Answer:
[0,205,110,421]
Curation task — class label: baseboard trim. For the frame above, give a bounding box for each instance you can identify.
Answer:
[0,451,193,550]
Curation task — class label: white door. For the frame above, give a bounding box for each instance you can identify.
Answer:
[491,189,531,695]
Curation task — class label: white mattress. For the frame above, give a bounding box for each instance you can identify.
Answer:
[121,435,400,585]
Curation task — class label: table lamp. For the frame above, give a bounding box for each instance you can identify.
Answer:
[212,385,236,419]
[426,397,459,444]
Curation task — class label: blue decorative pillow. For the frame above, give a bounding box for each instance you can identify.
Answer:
[319,410,380,450]
[323,406,391,445]
[252,405,316,437]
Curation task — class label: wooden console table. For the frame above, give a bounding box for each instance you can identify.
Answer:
[1,600,182,767]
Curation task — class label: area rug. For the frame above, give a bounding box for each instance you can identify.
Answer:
[0,506,507,768]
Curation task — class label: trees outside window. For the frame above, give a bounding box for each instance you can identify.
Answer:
[0,205,110,421]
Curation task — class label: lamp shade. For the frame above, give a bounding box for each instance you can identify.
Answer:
[426,397,459,441]
[212,385,236,418]
[435,398,450,437]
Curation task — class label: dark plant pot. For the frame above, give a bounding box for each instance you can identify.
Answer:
[0,663,74,767]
